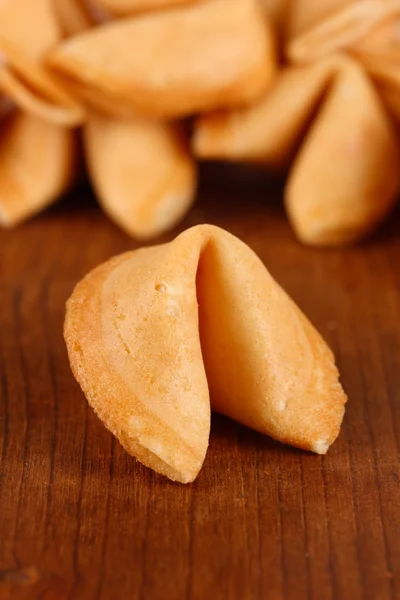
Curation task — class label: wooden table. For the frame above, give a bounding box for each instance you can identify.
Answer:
[1,168,399,600]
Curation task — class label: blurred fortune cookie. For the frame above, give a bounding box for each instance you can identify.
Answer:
[48,0,275,118]
[64,225,347,483]
[1,0,400,246]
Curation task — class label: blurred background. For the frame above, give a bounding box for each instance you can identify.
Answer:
[1,1,400,599]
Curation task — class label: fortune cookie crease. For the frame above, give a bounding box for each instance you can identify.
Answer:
[194,0,400,246]
[84,112,197,239]
[64,224,347,483]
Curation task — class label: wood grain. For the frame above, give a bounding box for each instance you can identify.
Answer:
[0,166,399,600]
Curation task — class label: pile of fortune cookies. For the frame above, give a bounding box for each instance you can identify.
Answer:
[1,0,400,246]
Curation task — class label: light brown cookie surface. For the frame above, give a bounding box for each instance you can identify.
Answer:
[84,112,197,240]
[0,113,75,226]
[285,58,400,246]
[49,0,276,118]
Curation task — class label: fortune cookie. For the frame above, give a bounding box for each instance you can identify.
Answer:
[286,58,400,245]
[64,225,346,483]
[48,0,275,118]
[0,0,83,227]
[0,112,74,226]
[84,112,197,239]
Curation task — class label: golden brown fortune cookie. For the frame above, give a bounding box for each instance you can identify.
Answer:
[285,58,400,246]
[48,0,276,118]
[0,0,84,227]
[0,112,75,226]
[64,224,346,483]
[84,112,197,240]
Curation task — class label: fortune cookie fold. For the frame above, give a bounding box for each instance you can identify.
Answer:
[64,224,346,483]
[48,0,275,118]
[84,112,197,239]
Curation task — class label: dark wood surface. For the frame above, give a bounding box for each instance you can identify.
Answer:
[1,168,399,600]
